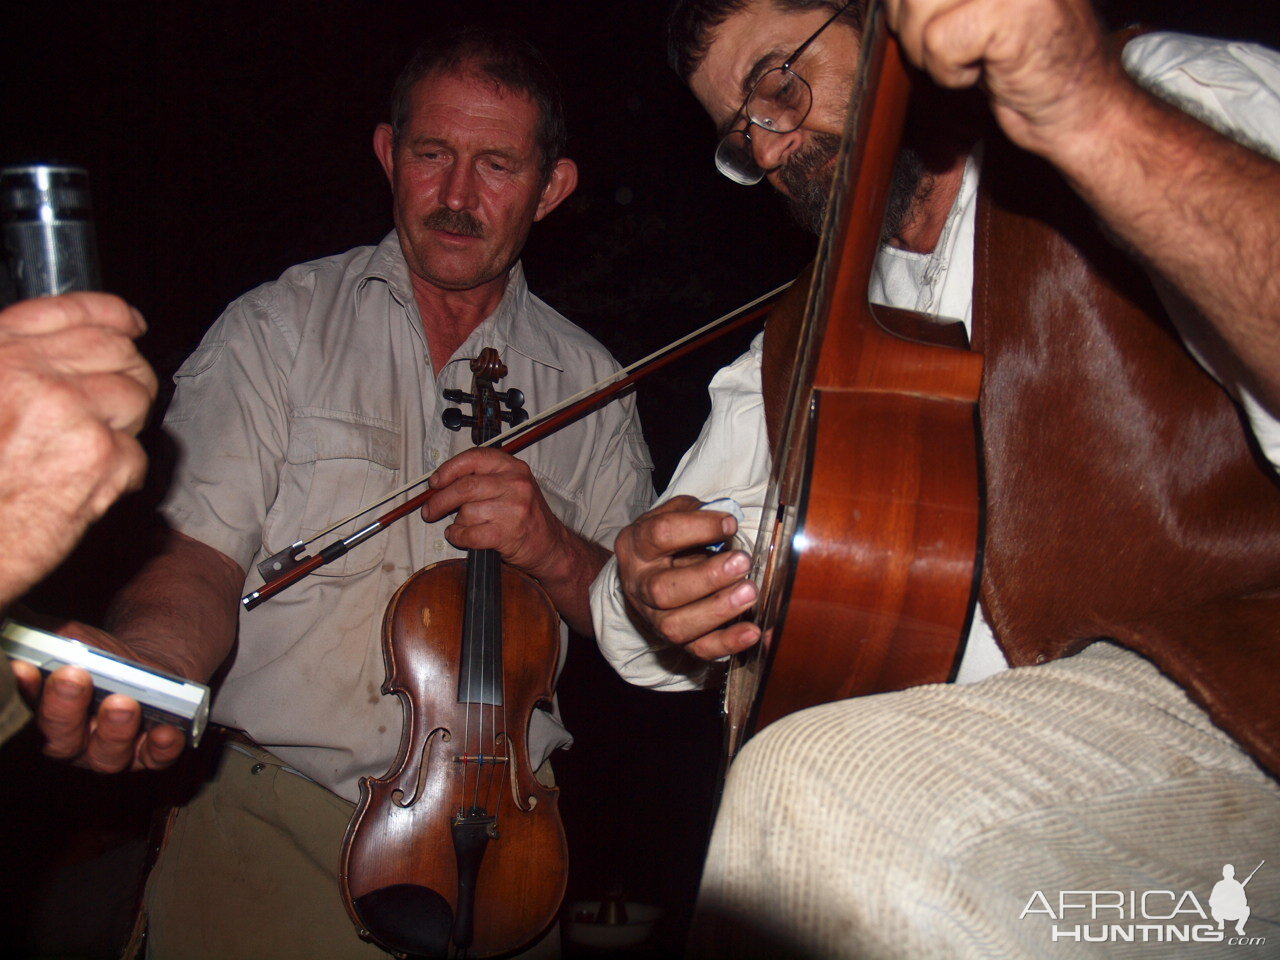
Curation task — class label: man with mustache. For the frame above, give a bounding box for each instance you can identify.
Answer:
[592,0,1280,956]
[17,26,653,958]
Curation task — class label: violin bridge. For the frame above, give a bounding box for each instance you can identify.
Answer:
[453,753,509,765]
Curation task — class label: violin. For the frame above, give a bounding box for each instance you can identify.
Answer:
[339,348,566,958]
[723,1,984,760]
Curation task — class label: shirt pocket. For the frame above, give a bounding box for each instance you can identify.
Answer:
[262,413,402,578]
[164,339,226,424]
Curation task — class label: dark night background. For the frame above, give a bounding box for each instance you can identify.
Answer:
[1,2,1276,957]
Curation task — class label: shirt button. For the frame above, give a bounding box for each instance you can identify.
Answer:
[434,539,445,552]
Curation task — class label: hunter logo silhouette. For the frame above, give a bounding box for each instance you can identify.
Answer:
[1209,860,1264,936]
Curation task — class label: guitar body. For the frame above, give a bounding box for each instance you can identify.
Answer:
[726,375,982,755]
[723,5,984,760]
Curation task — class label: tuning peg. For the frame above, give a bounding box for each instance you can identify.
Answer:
[442,408,476,432]
[443,388,474,404]
[501,408,529,426]
[499,388,525,410]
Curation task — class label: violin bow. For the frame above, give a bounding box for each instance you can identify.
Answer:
[242,281,792,609]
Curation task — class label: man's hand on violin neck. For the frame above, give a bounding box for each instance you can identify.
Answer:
[614,496,762,661]
[424,447,573,578]
[883,0,1126,159]
[10,620,186,774]
[424,447,608,635]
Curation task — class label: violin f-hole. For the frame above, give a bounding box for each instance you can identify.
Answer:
[391,727,450,808]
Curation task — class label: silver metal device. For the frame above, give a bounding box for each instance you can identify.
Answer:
[0,164,101,306]
[1,619,210,746]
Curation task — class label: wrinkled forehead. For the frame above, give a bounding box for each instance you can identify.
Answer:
[689,3,845,132]
[406,68,539,134]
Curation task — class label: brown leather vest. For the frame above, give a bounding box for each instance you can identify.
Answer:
[972,134,1280,778]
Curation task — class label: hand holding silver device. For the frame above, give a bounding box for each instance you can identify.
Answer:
[2,619,210,746]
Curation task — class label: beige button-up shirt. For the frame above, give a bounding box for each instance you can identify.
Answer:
[162,232,653,800]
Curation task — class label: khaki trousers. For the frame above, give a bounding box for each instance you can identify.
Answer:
[693,642,1280,959]
[141,741,560,959]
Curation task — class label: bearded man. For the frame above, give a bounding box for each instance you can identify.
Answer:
[592,1,1280,956]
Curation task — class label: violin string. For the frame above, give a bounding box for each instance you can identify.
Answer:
[480,551,494,814]
[479,390,496,817]
[494,555,504,819]
[468,551,481,815]
[484,554,499,815]
[463,551,476,816]
[465,563,476,819]
[483,384,506,820]
[474,552,485,815]
[498,562,508,819]
[476,382,499,818]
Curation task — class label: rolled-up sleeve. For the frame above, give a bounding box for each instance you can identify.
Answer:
[1124,33,1280,472]
[1124,33,1280,161]
[160,286,296,572]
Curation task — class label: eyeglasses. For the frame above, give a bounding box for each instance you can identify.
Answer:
[714,1,852,186]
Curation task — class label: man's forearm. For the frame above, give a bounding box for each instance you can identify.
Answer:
[531,528,610,637]
[1044,76,1280,411]
[104,529,244,682]
[886,0,1280,412]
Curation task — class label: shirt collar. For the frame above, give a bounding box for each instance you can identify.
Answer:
[359,231,417,310]
[358,231,564,373]
[482,262,564,372]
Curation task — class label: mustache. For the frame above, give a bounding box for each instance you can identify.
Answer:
[778,132,841,197]
[777,132,926,243]
[422,207,485,238]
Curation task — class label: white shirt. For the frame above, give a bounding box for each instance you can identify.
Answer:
[591,32,1280,691]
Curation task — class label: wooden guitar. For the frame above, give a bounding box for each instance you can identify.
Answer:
[723,1,985,760]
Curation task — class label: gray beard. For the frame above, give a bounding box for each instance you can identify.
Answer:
[780,132,926,243]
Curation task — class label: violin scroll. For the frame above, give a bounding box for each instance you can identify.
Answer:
[442,348,529,442]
